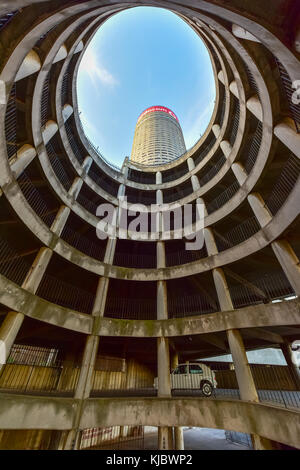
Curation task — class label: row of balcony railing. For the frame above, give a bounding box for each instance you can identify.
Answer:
[1,352,299,410]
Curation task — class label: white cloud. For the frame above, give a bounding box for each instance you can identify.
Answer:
[79,47,119,88]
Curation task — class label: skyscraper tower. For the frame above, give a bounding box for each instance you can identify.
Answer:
[131,106,186,165]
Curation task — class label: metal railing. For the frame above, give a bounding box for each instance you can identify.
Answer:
[114,252,156,269]
[80,426,145,450]
[265,153,300,215]
[46,141,73,192]
[65,120,85,164]
[229,99,240,146]
[198,153,226,187]
[76,191,98,216]
[0,11,19,32]
[193,135,216,167]
[206,180,240,214]
[5,83,18,161]
[61,71,69,107]
[88,167,119,197]
[60,225,106,262]
[41,73,50,127]
[276,58,300,133]
[244,63,259,96]
[228,270,295,309]
[166,245,208,267]
[214,215,261,252]
[0,236,31,285]
[105,297,156,320]
[243,121,263,174]
[169,294,219,318]
[36,272,94,314]
[18,172,56,227]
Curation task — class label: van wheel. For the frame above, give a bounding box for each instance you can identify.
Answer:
[201,381,213,397]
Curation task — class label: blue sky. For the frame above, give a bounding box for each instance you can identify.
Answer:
[77,7,216,167]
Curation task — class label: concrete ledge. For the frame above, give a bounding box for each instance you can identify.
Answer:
[0,272,298,336]
[0,393,77,430]
[0,274,93,334]
[0,394,298,449]
[97,299,300,337]
[81,397,300,449]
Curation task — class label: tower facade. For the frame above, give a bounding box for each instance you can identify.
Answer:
[131,106,186,165]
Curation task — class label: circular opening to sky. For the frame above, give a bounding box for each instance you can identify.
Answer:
[77,7,216,167]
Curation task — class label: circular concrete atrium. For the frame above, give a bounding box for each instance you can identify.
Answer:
[0,0,299,451]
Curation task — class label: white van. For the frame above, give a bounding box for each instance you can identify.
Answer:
[154,363,217,397]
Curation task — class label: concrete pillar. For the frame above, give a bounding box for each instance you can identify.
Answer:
[247,96,263,121]
[50,206,70,236]
[232,25,261,43]
[229,81,239,99]
[62,104,73,123]
[227,329,258,402]
[69,177,83,200]
[171,351,179,370]
[191,174,200,192]
[204,228,218,256]
[174,426,184,450]
[157,189,163,205]
[0,245,53,366]
[232,162,247,185]
[158,427,172,450]
[274,119,300,159]
[157,337,171,397]
[157,241,166,269]
[271,240,300,296]
[42,120,58,144]
[82,156,92,173]
[11,144,36,178]
[212,124,221,137]
[220,140,232,158]
[156,172,162,185]
[213,268,234,311]
[157,281,168,320]
[281,342,300,390]
[187,157,195,172]
[118,184,126,199]
[15,50,41,82]
[247,193,272,226]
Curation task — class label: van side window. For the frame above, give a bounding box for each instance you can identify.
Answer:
[173,365,187,374]
[189,365,203,374]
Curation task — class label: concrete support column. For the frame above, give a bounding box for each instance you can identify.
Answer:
[191,174,200,192]
[156,172,162,185]
[274,119,300,159]
[51,205,70,237]
[212,124,221,138]
[232,162,247,185]
[174,426,185,450]
[171,351,179,370]
[157,189,163,205]
[220,140,232,158]
[227,329,258,402]
[204,227,218,256]
[271,240,300,296]
[158,427,173,450]
[82,156,92,173]
[281,342,300,390]
[69,177,83,200]
[247,96,263,121]
[11,144,36,179]
[213,267,233,311]
[0,246,53,366]
[248,193,300,295]
[157,337,171,398]
[187,157,195,172]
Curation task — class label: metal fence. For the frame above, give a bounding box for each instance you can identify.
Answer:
[0,11,19,32]
[36,272,94,314]
[0,236,31,285]
[229,98,240,146]
[18,171,57,227]
[193,134,217,167]
[214,215,261,252]
[198,153,226,187]
[46,141,73,192]
[168,293,219,318]
[80,426,145,450]
[243,121,263,174]
[41,72,50,127]
[65,120,85,164]
[276,58,300,133]
[114,251,156,269]
[60,225,106,261]
[104,297,156,320]
[265,152,300,216]
[206,180,240,214]
[165,245,208,267]
[5,83,18,161]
